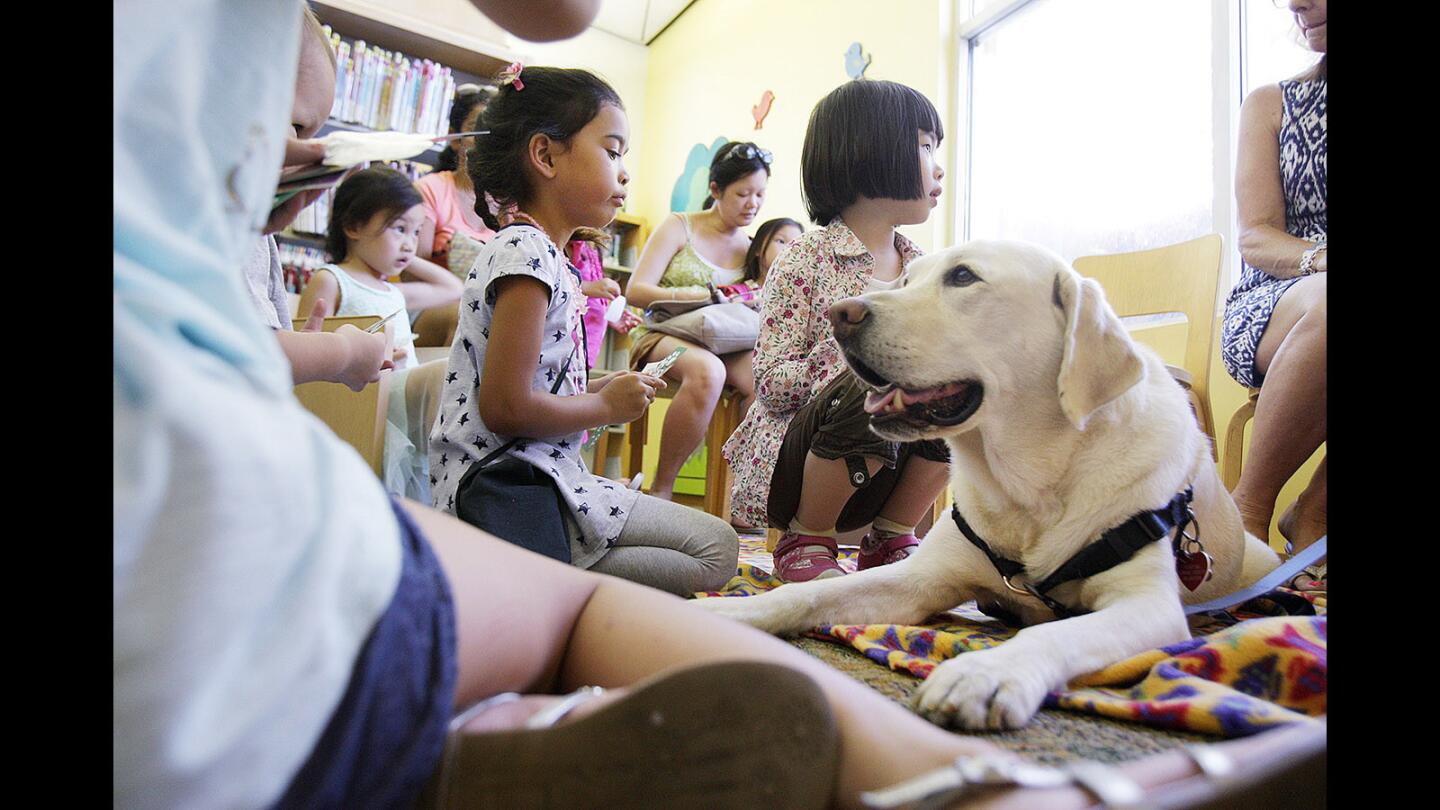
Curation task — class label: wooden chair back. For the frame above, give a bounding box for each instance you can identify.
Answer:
[1072,234,1223,438]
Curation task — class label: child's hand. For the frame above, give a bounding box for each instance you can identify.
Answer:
[581,277,622,300]
[600,371,664,424]
[587,370,622,392]
[717,281,759,303]
[608,310,642,334]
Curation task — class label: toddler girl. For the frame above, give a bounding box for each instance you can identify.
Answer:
[722,216,804,303]
[723,80,951,582]
[428,65,738,596]
[568,238,640,369]
[298,166,464,369]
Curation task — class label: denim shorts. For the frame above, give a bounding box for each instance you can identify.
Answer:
[270,497,458,809]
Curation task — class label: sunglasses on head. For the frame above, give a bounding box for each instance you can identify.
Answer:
[727,144,773,165]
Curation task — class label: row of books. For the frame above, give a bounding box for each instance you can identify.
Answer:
[327,27,458,137]
[277,242,330,295]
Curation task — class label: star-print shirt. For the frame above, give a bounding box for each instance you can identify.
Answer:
[428,223,638,569]
[722,218,923,527]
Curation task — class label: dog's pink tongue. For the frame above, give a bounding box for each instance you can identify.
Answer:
[864,388,902,414]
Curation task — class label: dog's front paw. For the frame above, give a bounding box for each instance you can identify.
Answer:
[912,650,1050,731]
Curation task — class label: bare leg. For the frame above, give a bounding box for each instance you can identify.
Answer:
[1231,275,1326,543]
[401,500,1002,808]
[876,457,950,528]
[644,337,725,500]
[1278,456,1327,554]
[721,349,755,418]
[794,451,882,532]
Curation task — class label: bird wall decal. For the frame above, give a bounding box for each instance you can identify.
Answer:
[752,90,775,130]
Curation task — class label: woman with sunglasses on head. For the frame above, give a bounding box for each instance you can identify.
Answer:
[624,141,772,507]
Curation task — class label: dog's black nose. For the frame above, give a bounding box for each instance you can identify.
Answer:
[828,298,869,341]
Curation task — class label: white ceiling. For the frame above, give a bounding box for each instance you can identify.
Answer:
[591,0,694,45]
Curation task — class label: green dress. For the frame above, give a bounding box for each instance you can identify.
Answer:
[628,212,746,367]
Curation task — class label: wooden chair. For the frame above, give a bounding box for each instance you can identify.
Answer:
[291,314,390,477]
[626,385,745,520]
[412,303,459,348]
[1222,387,1262,490]
[1072,233,1224,441]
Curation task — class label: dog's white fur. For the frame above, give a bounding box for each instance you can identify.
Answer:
[697,240,1279,730]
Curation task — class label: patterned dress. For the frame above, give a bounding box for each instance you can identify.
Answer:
[428,224,638,569]
[723,219,923,527]
[1221,74,1327,388]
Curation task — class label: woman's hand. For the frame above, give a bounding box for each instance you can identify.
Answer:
[599,371,664,424]
[581,277,622,300]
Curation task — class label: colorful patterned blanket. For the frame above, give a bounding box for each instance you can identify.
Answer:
[700,555,1326,738]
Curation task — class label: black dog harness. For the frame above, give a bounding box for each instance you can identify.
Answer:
[952,488,1196,619]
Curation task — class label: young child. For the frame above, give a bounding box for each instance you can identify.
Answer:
[428,65,738,596]
[722,216,804,303]
[723,80,951,582]
[297,166,464,369]
[567,237,640,369]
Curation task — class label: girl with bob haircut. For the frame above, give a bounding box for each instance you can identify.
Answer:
[624,140,773,504]
[723,79,951,582]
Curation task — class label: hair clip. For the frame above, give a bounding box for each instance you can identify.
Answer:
[499,61,525,92]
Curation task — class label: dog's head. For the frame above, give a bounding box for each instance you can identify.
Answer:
[830,240,1145,441]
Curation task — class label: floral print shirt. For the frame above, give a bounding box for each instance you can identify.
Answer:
[722,218,923,526]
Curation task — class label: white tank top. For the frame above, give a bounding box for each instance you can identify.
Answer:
[865,271,906,293]
[319,264,418,369]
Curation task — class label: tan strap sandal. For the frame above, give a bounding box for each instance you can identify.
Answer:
[861,721,1325,810]
[421,660,840,810]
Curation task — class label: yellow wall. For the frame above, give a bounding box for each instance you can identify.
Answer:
[633,0,951,250]
[521,27,652,174]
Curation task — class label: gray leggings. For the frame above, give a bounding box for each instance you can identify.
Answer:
[575,494,739,596]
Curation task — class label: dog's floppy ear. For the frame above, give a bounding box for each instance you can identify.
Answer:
[1053,269,1145,430]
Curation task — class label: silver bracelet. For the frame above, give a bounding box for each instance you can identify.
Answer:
[1298,241,1326,276]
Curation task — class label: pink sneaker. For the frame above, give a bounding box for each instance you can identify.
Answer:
[856,533,920,570]
[772,533,846,583]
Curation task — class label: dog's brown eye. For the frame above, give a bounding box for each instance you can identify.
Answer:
[946,265,980,287]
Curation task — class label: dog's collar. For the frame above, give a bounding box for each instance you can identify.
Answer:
[952,488,1195,620]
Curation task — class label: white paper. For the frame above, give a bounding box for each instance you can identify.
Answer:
[319,130,435,167]
[605,295,627,324]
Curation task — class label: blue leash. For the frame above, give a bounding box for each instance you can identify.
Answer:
[1183,535,1326,615]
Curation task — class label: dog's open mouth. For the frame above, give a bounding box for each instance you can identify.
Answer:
[863,380,983,427]
[846,352,983,428]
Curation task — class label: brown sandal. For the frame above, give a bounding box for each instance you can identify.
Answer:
[421,660,840,809]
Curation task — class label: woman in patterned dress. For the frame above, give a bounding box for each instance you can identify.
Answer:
[1222,0,1326,568]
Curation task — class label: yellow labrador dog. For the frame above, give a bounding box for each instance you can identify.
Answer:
[698,240,1279,730]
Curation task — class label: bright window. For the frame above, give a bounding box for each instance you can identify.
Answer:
[964,0,1215,262]
[1243,0,1322,93]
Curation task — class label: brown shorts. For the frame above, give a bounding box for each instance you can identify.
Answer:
[766,370,950,532]
[627,328,668,372]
